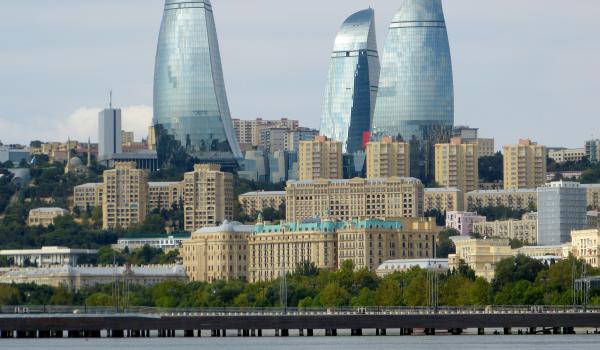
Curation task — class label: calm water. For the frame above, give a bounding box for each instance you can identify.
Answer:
[0,336,599,350]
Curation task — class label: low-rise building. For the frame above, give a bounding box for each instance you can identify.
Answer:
[376,258,449,277]
[73,183,103,210]
[424,188,464,213]
[472,213,538,244]
[182,221,253,282]
[548,148,586,163]
[513,244,570,260]
[446,211,486,236]
[0,265,187,291]
[239,191,286,216]
[465,189,538,211]
[571,229,600,268]
[113,233,191,251]
[0,246,97,267]
[448,236,513,281]
[27,208,69,227]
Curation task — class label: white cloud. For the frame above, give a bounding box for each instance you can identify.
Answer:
[0,106,153,145]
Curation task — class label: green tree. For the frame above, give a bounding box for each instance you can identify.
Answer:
[319,282,350,307]
[479,152,503,182]
[85,292,113,306]
[492,255,547,292]
[0,285,20,305]
[437,228,459,258]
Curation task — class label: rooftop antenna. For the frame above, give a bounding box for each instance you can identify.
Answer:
[109,90,113,109]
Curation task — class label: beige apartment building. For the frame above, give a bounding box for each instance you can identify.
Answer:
[424,188,464,212]
[472,212,538,244]
[183,164,234,232]
[286,177,424,222]
[465,189,538,211]
[449,236,513,281]
[338,218,438,272]
[548,148,586,163]
[571,229,600,268]
[503,139,547,190]
[73,183,103,210]
[366,136,410,178]
[102,162,148,230]
[238,191,286,216]
[148,181,184,211]
[435,138,479,193]
[298,136,343,180]
[27,208,69,227]
[182,221,254,282]
[473,138,495,158]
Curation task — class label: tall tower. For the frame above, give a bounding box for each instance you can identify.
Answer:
[371,0,454,182]
[320,8,380,154]
[153,0,241,170]
[98,103,122,164]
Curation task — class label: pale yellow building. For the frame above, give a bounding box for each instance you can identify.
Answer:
[571,229,600,268]
[73,183,103,210]
[503,139,547,190]
[148,181,184,211]
[449,236,513,281]
[232,118,299,147]
[298,136,343,180]
[424,188,464,212]
[183,164,234,232]
[27,208,69,227]
[102,162,148,230]
[472,212,538,244]
[286,177,424,222]
[474,138,495,158]
[465,189,538,211]
[435,138,479,193]
[182,221,253,282]
[338,218,439,271]
[249,219,339,282]
[121,131,134,145]
[366,136,410,179]
[238,190,286,216]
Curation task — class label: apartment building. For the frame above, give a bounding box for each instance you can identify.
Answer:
[465,189,538,211]
[102,162,148,230]
[435,137,479,193]
[424,188,464,213]
[503,139,546,189]
[366,136,410,178]
[285,177,424,222]
[298,136,343,180]
[183,164,234,232]
[73,183,103,210]
[472,212,538,244]
[238,191,286,216]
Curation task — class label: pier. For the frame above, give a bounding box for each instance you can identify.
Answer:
[1,306,599,338]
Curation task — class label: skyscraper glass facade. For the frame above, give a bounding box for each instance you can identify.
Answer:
[537,181,588,246]
[371,0,454,181]
[153,0,241,168]
[320,9,380,154]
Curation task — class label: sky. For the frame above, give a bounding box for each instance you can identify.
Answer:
[0,0,599,149]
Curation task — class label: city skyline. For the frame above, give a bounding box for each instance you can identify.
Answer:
[0,0,599,149]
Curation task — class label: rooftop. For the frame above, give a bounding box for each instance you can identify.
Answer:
[239,191,286,197]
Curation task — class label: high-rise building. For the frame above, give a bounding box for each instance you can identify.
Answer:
[320,8,380,154]
[371,0,454,181]
[98,107,122,163]
[182,164,234,232]
[537,181,588,246]
[452,126,495,158]
[503,139,547,190]
[153,0,241,169]
[366,136,410,178]
[102,162,148,230]
[435,137,479,193]
[298,136,343,180]
[286,177,424,222]
[232,118,299,148]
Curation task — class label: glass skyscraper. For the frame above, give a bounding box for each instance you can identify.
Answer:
[371,0,454,181]
[153,0,241,169]
[320,9,380,154]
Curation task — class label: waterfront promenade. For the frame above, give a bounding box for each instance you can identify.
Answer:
[1,305,600,338]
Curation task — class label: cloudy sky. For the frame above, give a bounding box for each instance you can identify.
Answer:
[1,0,599,149]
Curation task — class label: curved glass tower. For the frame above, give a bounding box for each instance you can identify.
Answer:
[371,0,453,181]
[320,8,380,154]
[153,0,241,168]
